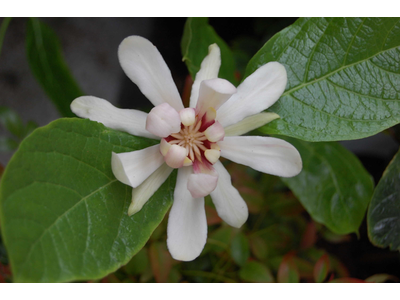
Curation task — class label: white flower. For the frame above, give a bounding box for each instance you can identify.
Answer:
[71,36,302,262]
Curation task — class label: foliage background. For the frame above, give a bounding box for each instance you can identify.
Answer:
[1,17,400,282]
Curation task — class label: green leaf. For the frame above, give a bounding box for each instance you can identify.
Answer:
[0,118,176,282]
[0,17,11,59]
[230,232,250,266]
[313,253,330,283]
[281,138,374,234]
[26,18,83,118]
[181,17,237,85]
[247,17,400,141]
[239,261,274,283]
[277,253,299,283]
[368,149,400,250]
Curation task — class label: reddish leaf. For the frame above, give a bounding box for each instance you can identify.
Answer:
[149,242,173,283]
[300,221,317,249]
[313,254,330,283]
[181,75,193,108]
[278,252,299,283]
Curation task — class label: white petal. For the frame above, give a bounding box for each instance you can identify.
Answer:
[218,136,302,177]
[187,173,218,198]
[189,43,221,108]
[204,121,225,142]
[128,163,173,216]
[217,62,287,127]
[145,103,181,138]
[167,167,207,261]
[224,112,280,137]
[179,108,196,127]
[164,145,187,169]
[111,145,164,188]
[210,161,248,228]
[118,36,184,111]
[196,78,236,118]
[71,96,158,139]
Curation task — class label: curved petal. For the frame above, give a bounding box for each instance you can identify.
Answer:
[146,103,181,138]
[217,62,287,127]
[196,78,236,118]
[218,136,302,177]
[128,163,173,216]
[118,36,183,111]
[167,167,207,261]
[210,161,248,228]
[71,96,158,139]
[111,145,164,188]
[187,173,218,198]
[224,112,280,137]
[189,43,221,108]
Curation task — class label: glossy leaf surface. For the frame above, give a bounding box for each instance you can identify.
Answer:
[282,138,374,234]
[247,17,400,141]
[26,18,83,118]
[368,149,400,250]
[181,17,237,85]
[0,118,176,282]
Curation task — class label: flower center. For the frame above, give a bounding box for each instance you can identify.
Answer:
[168,119,209,163]
[160,109,224,168]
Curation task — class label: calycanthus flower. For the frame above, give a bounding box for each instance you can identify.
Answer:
[71,36,302,261]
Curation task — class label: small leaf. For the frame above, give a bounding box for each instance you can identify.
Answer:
[26,18,83,117]
[281,138,374,234]
[247,17,400,142]
[368,149,400,250]
[230,232,250,266]
[313,254,330,283]
[249,236,268,261]
[149,242,173,283]
[277,252,300,283]
[0,118,176,282]
[203,226,233,254]
[181,17,237,85]
[239,261,274,283]
[365,273,398,283]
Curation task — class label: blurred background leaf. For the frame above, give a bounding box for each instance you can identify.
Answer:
[181,17,237,85]
[281,138,374,234]
[26,18,83,118]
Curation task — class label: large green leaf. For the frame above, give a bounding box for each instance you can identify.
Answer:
[281,138,374,234]
[181,17,237,85]
[368,149,400,250]
[26,18,83,118]
[246,17,400,141]
[0,118,176,282]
